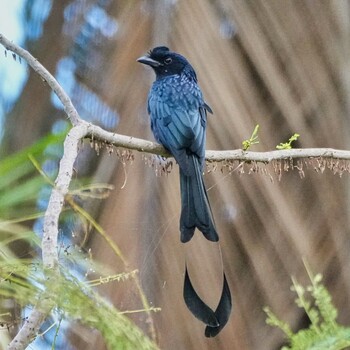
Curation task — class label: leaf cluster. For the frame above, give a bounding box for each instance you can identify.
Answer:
[276,134,300,150]
[264,268,350,350]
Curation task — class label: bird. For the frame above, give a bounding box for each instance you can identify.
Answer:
[137,46,217,243]
[137,46,231,337]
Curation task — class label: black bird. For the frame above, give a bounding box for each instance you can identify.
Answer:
[138,46,217,243]
[138,46,231,336]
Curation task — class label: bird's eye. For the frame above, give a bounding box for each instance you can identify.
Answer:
[164,57,172,64]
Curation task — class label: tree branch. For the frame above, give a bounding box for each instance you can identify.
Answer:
[1,32,350,349]
[8,309,49,350]
[205,148,350,162]
[3,33,350,165]
[0,33,80,126]
[42,125,89,268]
[87,125,350,162]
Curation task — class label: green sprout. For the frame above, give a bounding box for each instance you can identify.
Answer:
[276,133,300,150]
[242,124,260,151]
[264,263,350,350]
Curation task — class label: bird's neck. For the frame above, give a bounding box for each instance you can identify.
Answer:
[155,70,196,83]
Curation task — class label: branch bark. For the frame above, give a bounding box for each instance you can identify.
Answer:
[88,126,350,162]
[1,32,350,349]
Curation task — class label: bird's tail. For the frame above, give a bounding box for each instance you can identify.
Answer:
[179,155,219,243]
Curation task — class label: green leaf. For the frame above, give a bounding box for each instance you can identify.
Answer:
[276,133,300,150]
[242,124,260,151]
[0,131,66,218]
[0,131,65,174]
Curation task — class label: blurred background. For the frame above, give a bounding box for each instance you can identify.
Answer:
[1,0,350,349]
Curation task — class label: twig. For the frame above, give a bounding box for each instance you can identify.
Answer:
[8,309,49,350]
[0,33,80,126]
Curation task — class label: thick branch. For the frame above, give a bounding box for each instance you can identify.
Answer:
[42,125,88,267]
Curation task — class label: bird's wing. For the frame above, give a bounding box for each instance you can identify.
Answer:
[148,94,206,175]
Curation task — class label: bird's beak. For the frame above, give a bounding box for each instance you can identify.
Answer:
[137,55,162,67]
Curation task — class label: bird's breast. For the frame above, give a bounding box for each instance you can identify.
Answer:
[150,75,203,111]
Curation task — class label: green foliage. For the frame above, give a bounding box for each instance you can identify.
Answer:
[0,261,159,349]
[242,124,260,151]
[264,267,350,350]
[0,131,66,218]
[276,133,300,150]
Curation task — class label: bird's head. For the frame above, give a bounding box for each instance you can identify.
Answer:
[137,46,196,80]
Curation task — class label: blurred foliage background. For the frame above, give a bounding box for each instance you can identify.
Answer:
[1,1,350,349]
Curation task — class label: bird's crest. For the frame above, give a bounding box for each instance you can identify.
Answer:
[149,46,170,57]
